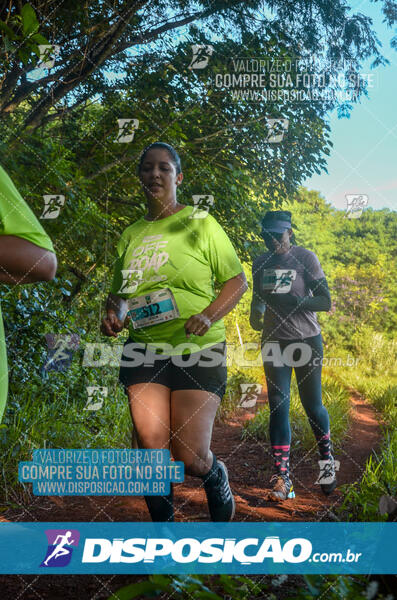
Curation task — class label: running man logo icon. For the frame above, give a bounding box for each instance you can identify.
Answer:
[190,195,214,218]
[84,386,108,411]
[265,118,289,143]
[118,269,143,294]
[239,383,262,408]
[43,334,80,372]
[315,459,340,485]
[116,119,139,143]
[40,529,80,567]
[188,44,214,70]
[345,194,368,219]
[261,269,297,294]
[38,44,60,69]
[40,195,65,219]
[274,270,295,292]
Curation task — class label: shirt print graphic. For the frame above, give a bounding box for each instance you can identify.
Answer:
[127,234,170,286]
[261,269,297,293]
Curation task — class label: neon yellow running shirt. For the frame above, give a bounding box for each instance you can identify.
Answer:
[0,164,55,422]
[110,205,243,355]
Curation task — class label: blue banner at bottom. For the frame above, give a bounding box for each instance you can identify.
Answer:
[0,522,395,574]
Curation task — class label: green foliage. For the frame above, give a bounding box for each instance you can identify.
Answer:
[280,189,397,341]
[105,573,372,600]
[0,3,48,66]
[326,332,397,521]
[297,575,369,599]
[339,429,397,521]
[0,1,391,130]
[105,573,270,600]
[0,274,132,501]
[349,327,397,379]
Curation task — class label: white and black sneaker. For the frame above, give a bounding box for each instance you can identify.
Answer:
[317,456,338,496]
[204,460,235,522]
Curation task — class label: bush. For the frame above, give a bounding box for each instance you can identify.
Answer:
[339,429,397,521]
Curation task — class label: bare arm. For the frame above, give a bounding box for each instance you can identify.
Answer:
[203,272,248,322]
[101,293,130,337]
[106,293,128,321]
[0,235,57,283]
[184,271,248,337]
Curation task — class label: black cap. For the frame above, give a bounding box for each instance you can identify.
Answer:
[261,210,292,234]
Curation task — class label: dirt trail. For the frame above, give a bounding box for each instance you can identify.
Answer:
[2,390,382,523]
[171,389,382,522]
[0,390,383,598]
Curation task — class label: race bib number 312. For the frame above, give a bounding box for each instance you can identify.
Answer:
[127,288,180,329]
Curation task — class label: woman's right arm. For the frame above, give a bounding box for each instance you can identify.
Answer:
[0,235,57,283]
[250,301,265,331]
[101,293,129,337]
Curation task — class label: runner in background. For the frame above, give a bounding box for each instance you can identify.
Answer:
[101,142,247,522]
[250,210,336,501]
[0,164,57,423]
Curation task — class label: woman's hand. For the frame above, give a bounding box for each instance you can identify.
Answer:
[184,312,212,338]
[101,310,130,338]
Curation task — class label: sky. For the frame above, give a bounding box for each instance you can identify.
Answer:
[28,2,396,214]
[303,0,397,212]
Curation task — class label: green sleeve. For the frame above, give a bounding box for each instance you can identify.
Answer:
[251,257,267,311]
[200,214,244,284]
[0,164,54,252]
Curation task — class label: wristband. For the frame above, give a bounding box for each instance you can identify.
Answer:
[200,314,212,328]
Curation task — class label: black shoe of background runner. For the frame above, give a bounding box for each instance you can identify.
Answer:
[319,456,337,496]
[204,460,235,521]
[144,484,174,521]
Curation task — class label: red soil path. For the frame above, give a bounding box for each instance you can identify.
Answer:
[0,390,382,599]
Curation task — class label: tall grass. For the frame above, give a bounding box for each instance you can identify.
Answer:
[351,326,397,376]
[327,329,397,521]
[339,428,397,521]
[0,365,131,505]
[105,572,372,600]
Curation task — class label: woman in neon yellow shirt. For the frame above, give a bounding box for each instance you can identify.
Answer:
[0,164,57,423]
[101,142,247,522]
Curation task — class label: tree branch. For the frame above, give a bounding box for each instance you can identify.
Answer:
[23,1,149,129]
[39,94,90,126]
[85,155,135,180]
[114,3,243,51]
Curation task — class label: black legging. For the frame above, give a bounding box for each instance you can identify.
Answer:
[262,333,330,445]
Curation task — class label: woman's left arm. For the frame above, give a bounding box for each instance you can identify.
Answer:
[184,272,248,337]
[265,277,331,312]
[298,277,332,311]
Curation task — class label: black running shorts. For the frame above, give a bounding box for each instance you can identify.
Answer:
[119,339,228,399]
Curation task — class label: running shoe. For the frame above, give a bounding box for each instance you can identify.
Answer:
[204,460,235,521]
[318,456,337,496]
[268,472,295,501]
